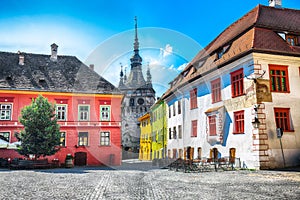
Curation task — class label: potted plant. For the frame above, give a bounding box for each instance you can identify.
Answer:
[65,154,74,168]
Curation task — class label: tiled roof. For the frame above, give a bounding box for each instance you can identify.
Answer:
[163,5,300,99]
[0,51,120,94]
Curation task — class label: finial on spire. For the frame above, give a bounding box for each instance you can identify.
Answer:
[120,63,124,77]
[134,16,139,51]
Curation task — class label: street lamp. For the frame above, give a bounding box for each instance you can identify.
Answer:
[252,104,260,129]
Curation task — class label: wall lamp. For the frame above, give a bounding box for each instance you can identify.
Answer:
[252,104,260,129]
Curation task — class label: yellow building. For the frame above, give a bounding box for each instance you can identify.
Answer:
[138,113,151,160]
[151,99,167,159]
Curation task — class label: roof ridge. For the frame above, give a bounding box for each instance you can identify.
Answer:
[0,51,76,58]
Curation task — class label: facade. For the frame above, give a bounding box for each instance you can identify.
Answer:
[0,44,123,166]
[163,4,300,169]
[150,99,167,160]
[166,95,184,159]
[118,18,156,157]
[138,113,151,160]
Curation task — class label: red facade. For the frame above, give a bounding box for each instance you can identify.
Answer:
[0,90,122,166]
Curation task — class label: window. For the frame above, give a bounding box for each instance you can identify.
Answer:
[78,105,90,121]
[191,120,197,137]
[173,104,176,116]
[269,65,289,93]
[178,125,182,139]
[178,100,181,114]
[168,106,171,118]
[100,131,110,146]
[208,115,217,136]
[100,105,111,121]
[190,88,198,109]
[211,78,221,103]
[60,132,66,147]
[274,108,292,131]
[217,49,224,59]
[179,149,183,159]
[173,127,177,139]
[233,111,244,134]
[197,147,202,159]
[216,45,230,60]
[167,150,171,158]
[78,132,88,146]
[169,128,172,139]
[231,68,244,97]
[129,98,135,106]
[286,35,298,46]
[0,132,10,142]
[56,105,67,121]
[172,149,177,159]
[0,104,12,120]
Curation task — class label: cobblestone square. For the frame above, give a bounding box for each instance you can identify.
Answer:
[0,160,299,200]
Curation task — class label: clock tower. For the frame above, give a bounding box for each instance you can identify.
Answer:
[118,17,156,158]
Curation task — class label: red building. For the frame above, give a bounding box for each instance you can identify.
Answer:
[0,44,123,166]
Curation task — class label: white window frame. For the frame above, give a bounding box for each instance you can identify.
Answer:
[0,131,10,143]
[78,132,89,146]
[0,104,12,120]
[56,104,67,121]
[100,131,110,146]
[100,105,111,121]
[78,105,90,121]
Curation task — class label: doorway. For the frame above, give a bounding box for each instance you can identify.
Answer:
[74,152,87,166]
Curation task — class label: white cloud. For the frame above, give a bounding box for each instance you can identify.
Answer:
[160,44,173,58]
[168,64,174,70]
[177,63,188,71]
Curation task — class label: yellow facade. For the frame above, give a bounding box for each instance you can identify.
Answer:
[138,113,151,160]
[151,100,167,159]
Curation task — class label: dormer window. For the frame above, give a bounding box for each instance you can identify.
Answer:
[216,44,230,60]
[277,32,299,46]
[286,35,298,46]
[183,69,189,77]
[217,49,224,59]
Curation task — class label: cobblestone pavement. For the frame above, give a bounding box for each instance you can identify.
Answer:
[0,160,299,200]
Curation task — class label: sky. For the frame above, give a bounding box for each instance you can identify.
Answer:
[1,0,299,96]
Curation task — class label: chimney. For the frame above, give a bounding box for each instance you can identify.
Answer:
[269,0,282,8]
[50,43,58,61]
[18,51,24,65]
[89,64,94,71]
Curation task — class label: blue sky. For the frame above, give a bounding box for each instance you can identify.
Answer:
[1,0,299,96]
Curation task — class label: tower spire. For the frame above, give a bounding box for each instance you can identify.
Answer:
[146,62,152,87]
[134,16,139,51]
[118,63,125,88]
[126,16,145,88]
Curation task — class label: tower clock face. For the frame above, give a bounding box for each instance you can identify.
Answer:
[137,98,144,105]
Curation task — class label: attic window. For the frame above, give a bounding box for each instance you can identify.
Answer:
[38,78,48,88]
[183,69,189,77]
[216,44,230,60]
[286,35,298,46]
[196,60,205,69]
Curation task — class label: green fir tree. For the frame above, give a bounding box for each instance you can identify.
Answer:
[17,95,60,159]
